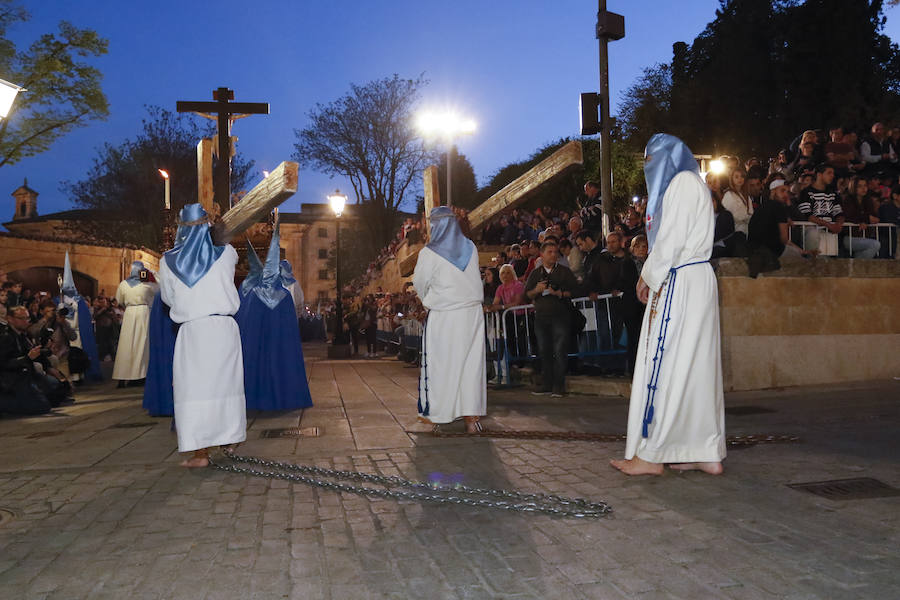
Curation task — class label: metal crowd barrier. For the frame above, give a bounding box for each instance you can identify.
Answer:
[493,294,627,386]
[791,221,897,258]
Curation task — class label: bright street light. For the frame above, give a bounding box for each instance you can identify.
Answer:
[415,109,477,207]
[709,159,726,175]
[328,189,347,218]
[0,78,25,119]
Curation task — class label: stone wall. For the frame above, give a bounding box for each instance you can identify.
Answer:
[0,234,159,297]
[716,258,900,391]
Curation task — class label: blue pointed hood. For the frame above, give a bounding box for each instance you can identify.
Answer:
[250,222,289,309]
[125,261,145,287]
[426,206,473,271]
[240,241,263,297]
[61,251,80,298]
[643,133,699,251]
[163,203,225,287]
[280,259,297,285]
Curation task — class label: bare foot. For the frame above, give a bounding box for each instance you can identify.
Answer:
[180,449,210,468]
[464,417,483,434]
[609,456,664,476]
[668,462,724,475]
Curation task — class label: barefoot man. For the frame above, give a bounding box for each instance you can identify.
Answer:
[158,204,246,467]
[413,206,486,433]
[611,134,726,476]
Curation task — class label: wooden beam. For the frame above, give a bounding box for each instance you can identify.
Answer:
[467,140,583,231]
[196,138,215,212]
[423,164,440,224]
[211,161,298,245]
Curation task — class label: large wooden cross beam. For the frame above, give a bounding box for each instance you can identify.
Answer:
[398,140,583,276]
[466,140,583,231]
[210,160,298,245]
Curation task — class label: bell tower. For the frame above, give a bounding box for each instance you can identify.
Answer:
[11,178,37,220]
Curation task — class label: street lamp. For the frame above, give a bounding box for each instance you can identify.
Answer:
[415,110,477,207]
[158,169,170,209]
[0,78,25,119]
[327,189,349,356]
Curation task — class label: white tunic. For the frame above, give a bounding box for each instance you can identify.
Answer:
[412,245,486,424]
[112,280,158,380]
[721,190,753,236]
[626,171,726,463]
[158,245,246,452]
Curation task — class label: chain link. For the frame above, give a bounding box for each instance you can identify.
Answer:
[426,430,801,446]
[209,450,613,519]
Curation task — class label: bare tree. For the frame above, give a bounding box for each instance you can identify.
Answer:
[293,74,435,246]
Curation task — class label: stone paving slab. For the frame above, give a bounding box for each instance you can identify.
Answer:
[0,344,898,599]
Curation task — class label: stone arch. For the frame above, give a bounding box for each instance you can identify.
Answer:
[6,266,97,299]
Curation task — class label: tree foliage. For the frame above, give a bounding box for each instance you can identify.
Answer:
[0,1,109,169]
[63,107,254,250]
[292,74,436,248]
[616,0,900,159]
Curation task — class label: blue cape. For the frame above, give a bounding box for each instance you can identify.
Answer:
[280,259,297,285]
[142,292,176,416]
[643,133,700,251]
[125,261,144,287]
[235,291,312,411]
[57,252,102,381]
[163,204,225,287]
[426,206,474,271]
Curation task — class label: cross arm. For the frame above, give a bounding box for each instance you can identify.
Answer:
[211,161,298,245]
[176,101,270,115]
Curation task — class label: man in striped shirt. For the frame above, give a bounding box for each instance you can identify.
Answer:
[796,164,844,254]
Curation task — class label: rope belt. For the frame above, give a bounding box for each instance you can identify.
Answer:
[416,312,430,416]
[641,260,709,438]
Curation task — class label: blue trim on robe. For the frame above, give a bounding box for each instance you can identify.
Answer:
[55,295,102,382]
[235,292,313,411]
[143,293,176,417]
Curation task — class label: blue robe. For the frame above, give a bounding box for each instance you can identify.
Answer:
[235,292,313,411]
[142,293,176,416]
[55,295,103,382]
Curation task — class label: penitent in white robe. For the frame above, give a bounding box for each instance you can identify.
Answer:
[112,280,158,380]
[412,245,486,424]
[625,171,726,463]
[158,245,246,452]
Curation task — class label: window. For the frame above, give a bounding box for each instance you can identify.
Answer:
[318,227,328,238]
[318,269,329,280]
[318,248,328,259]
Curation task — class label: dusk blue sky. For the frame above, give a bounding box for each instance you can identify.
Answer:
[2,1,899,222]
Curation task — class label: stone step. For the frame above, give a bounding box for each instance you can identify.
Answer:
[566,375,632,397]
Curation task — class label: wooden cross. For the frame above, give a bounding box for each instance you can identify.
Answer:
[176,87,269,216]
[398,141,584,276]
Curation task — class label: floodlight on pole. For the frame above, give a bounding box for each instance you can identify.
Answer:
[158,169,170,209]
[415,109,477,207]
[0,78,25,119]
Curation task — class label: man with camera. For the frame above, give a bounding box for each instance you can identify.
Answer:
[524,240,579,397]
[0,306,73,415]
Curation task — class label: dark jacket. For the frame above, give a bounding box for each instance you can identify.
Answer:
[524,263,579,318]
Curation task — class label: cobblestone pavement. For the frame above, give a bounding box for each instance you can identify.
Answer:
[0,344,898,599]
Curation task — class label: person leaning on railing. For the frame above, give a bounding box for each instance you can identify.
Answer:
[524,240,578,397]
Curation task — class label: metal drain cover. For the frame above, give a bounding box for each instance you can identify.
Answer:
[725,406,776,416]
[110,422,157,428]
[259,427,320,439]
[788,477,900,500]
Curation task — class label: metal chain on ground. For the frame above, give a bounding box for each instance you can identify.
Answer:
[208,450,613,519]
[425,430,800,446]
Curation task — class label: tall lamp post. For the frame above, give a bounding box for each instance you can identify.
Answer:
[415,111,477,206]
[0,78,26,119]
[327,189,350,358]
